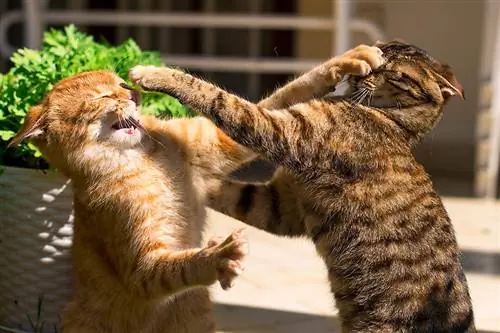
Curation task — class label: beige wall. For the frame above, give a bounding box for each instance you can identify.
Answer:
[297,0,485,180]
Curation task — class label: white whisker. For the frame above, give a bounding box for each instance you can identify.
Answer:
[368,90,374,107]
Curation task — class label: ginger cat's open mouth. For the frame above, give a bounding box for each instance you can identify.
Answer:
[111,116,142,135]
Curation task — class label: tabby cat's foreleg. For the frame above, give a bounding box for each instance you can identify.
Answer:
[130,67,319,170]
[158,44,381,178]
[129,45,384,168]
[258,44,384,109]
[206,172,305,237]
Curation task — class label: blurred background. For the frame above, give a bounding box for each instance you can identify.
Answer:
[0,0,498,199]
[0,2,499,333]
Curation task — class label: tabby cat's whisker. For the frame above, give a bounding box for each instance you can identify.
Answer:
[368,90,374,107]
[350,88,364,101]
[396,99,402,110]
[351,88,370,106]
[349,89,363,105]
[360,90,371,105]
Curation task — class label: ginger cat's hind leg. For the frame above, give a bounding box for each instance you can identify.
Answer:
[154,288,216,333]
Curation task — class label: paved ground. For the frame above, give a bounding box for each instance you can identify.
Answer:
[202,197,500,333]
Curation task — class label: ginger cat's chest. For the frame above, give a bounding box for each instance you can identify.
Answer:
[74,148,205,249]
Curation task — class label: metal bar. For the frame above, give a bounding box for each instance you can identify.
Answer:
[485,5,500,199]
[157,0,172,52]
[5,10,385,32]
[163,56,319,73]
[116,0,129,43]
[475,0,500,198]
[22,0,46,49]
[137,0,153,48]
[69,0,87,32]
[334,0,351,54]
[0,10,384,58]
[202,0,216,56]
[248,0,262,100]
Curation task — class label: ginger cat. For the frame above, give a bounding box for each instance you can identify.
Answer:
[8,44,383,332]
[9,71,252,333]
[130,41,475,332]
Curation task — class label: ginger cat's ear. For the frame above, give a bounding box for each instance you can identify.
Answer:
[437,64,465,100]
[8,105,47,147]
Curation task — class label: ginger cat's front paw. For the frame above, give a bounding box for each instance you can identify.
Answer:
[326,45,385,83]
[205,228,248,290]
[129,65,181,92]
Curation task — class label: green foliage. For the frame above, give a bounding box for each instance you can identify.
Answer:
[0,25,192,169]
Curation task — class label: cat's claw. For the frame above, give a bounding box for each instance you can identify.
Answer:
[206,228,248,290]
[129,65,155,87]
[329,44,385,80]
[129,65,180,92]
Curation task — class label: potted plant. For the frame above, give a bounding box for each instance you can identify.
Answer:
[0,25,191,332]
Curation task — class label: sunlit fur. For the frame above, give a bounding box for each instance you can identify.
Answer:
[130,41,475,332]
[8,49,382,332]
[10,71,256,333]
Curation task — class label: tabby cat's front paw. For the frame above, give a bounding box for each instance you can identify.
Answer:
[129,65,181,92]
[205,228,248,290]
[327,44,385,83]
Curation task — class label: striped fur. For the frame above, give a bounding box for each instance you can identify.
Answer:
[130,41,476,332]
[8,50,376,332]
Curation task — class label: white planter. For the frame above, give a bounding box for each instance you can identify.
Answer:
[0,166,74,331]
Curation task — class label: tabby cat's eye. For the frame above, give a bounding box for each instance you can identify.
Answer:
[388,79,411,91]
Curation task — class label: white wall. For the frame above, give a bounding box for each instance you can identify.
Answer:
[297,0,486,182]
[384,0,484,179]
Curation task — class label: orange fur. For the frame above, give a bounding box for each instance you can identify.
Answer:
[10,70,254,333]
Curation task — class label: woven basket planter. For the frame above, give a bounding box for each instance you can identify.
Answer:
[0,166,74,331]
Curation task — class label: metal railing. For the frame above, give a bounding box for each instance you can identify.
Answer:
[475,0,500,199]
[0,1,385,73]
[3,1,495,197]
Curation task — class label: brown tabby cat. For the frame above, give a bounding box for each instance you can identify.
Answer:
[7,44,382,333]
[130,40,476,332]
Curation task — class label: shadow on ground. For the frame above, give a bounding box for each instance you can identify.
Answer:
[462,249,500,275]
[215,303,499,333]
[215,303,339,332]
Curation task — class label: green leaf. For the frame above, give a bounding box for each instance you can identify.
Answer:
[0,25,190,170]
[0,130,14,141]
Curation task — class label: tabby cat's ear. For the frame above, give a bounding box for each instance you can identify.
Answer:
[437,64,465,100]
[8,105,47,147]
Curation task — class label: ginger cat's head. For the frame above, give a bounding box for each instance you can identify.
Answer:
[348,40,464,108]
[9,70,144,176]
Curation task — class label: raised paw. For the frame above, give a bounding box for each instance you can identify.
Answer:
[205,228,248,290]
[129,65,157,86]
[128,65,180,92]
[328,44,385,80]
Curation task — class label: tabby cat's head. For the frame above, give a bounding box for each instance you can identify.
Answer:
[9,70,144,173]
[348,40,464,142]
[350,40,463,107]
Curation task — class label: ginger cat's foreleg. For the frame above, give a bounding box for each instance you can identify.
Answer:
[125,229,247,296]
